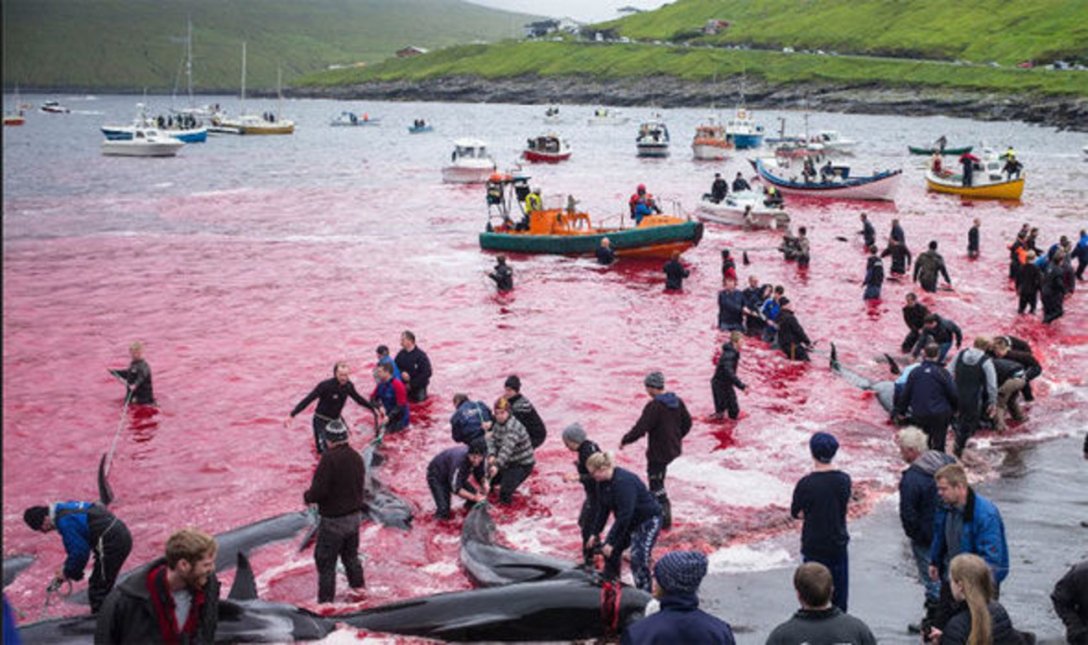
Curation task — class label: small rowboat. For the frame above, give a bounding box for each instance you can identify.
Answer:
[925,171,1024,200]
[750,158,901,201]
[909,145,973,156]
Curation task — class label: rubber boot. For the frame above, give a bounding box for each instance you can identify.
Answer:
[659,496,672,530]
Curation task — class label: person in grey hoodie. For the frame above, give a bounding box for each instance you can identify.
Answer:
[951,338,998,457]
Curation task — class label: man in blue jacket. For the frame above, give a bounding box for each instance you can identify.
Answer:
[895,344,958,452]
[621,551,735,645]
[717,276,749,332]
[23,501,132,613]
[927,463,1009,631]
[450,393,493,444]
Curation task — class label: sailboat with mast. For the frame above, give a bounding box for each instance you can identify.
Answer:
[4,85,27,126]
[211,42,294,135]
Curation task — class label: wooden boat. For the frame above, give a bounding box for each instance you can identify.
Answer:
[909,145,973,156]
[636,116,670,158]
[479,178,702,258]
[751,158,901,201]
[925,171,1024,200]
[691,117,733,161]
[101,128,184,157]
[696,191,790,229]
[522,134,572,163]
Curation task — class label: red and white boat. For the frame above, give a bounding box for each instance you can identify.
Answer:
[521,133,572,163]
[691,116,733,160]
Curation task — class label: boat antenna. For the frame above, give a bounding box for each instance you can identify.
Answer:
[240,41,247,113]
[185,18,194,109]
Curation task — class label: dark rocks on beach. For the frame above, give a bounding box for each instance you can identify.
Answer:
[285,76,1088,133]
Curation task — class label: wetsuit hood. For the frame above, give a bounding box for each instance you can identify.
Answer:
[654,392,681,409]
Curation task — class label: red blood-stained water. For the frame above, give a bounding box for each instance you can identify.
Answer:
[3,96,1086,632]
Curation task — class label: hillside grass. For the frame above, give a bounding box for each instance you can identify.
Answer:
[295,41,1088,97]
[601,0,1088,66]
[1,0,536,90]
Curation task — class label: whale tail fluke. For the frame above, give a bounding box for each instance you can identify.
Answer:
[884,353,901,375]
[829,342,839,369]
[229,552,259,601]
[98,453,114,506]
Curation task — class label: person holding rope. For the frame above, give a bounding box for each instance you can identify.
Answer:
[23,501,132,614]
[285,361,379,454]
[109,341,154,405]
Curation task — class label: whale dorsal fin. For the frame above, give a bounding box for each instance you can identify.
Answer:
[228,552,259,600]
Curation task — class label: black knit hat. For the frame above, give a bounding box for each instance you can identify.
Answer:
[468,438,488,456]
[504,375,521,392]
[24,506,48,531]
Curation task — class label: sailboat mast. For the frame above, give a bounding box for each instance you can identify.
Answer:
[277,66,283,121]
[186,19,193,107]
[241,41,247,112]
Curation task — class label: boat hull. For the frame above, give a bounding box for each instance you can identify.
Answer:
[479,221,703,258]
[101,141,183,157]
[692,142,731,161]
[925,172,1024,200]
[102,126,207,143]
[730,133,763,149]
[587,117,629,126]
[909,145,973,156]
[408,125,434,134]
[3,116,25,126]
[522,149,572,163]
[442,164,495,184]
[637,143,670,158]
[753,159,901,201]
[696,193,790,230]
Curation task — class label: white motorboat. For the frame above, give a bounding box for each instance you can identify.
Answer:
[696,191,790,229]
[587,107,630,126]
[442,138,497,183]
[40,100,70,114]
[101,128,184,157]
[810,130,857,154]
[102,103,207,143]
[691,116,733,160]
[636,116,670,158]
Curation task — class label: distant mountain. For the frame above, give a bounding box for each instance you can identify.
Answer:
[1,0,539,91]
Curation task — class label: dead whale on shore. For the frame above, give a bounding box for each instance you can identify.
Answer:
[3,555,35,588]
[460,503,578,586]
[830,342,897,413]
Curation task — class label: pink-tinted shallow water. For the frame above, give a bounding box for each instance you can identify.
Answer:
[3,95,1087,629]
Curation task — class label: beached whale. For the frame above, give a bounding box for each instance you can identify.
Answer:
[459,503,578,586]
[829,342,897,413]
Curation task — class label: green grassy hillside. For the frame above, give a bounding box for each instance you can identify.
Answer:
[296,41,1088,97]
[1,0,536,90]
[602,0,1087,65]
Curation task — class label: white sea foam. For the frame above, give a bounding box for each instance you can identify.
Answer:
[706,543,795,574]
[669,458,793,508]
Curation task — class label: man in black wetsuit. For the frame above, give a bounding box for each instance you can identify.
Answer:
[110,341,155,405]
[395,330,433,402]
[708,173,728,203]
[285,361,377,453]
[488,255,514,292]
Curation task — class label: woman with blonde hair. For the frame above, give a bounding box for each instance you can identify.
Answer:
[932,553,1024,645]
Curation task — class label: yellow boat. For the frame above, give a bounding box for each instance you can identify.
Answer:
[925,170,1025,200]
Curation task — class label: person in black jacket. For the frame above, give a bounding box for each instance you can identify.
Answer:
[896,344,958,452]
[596,237,616,265]
[488,255,514,292]
[896,427,956,631]
[776,298,813,361]
[1042,251,1068,324]
[862,246,885,300]
[742,277,769,337]
[586,452,662,591]
[858,213,876,248]
[901,293,929,354]
[711,331,747,421]
[967,218,980,259]
[708,172,728,203]
[990,335,1042,402]
[663,251,689,291]
[109,341,155,405]
[620,371,692,530]
[1016,251,1042,314]
[732,172,751,193]
[562,423,602,566]
[286,361,377,453]
[931,553,1026,645]
[503,375,547,448]
[303,420,366,602]
[395,330,433,402]
[1051,559,1088,645]
[791,432,852,612]
[881,237,913,277]
[912,314,963,365]
[95,529,219,644]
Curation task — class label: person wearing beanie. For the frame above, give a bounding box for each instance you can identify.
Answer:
[620,371,692,530]
[775,297,813,362]
[562,423,602,566]
[303,418,367,602]
[767,563,875,645]
[23,500,132,613]
[621,551,736,645]
[504,375,547,449]
[285,360,378,454]
[790,432,852,613]
[487,397,536,505]
[914,240,952,293]
[426,439,489,521]
[710,331,747,421]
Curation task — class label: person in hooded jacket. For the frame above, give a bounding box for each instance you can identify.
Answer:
[620,371,692,530]
[1050,559,1088,645]
[776,298,813,361]
[621,551,736,645]
[951,338,997,457]
[931,553,1025,645]
[912,314,963,365]
[881,236,913,277]
[449,394,493,445]
[488,255,514,292]
[711,331,747,421]
[503,375,547,448]
[896,344,958,452]
[487,397,536,505]
[862,246,885,300]
[901,293,929,354]
[586,452,662,592]
[562,423,602,566]
[914,241,952,293]
[897,427,957,631]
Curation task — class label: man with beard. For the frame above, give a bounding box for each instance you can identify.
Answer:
[95,529,219,644]
[286,361,378,453]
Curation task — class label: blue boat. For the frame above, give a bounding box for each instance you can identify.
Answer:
[408,123,433,134]
[725,107,764,149]
[101,104,207,143]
